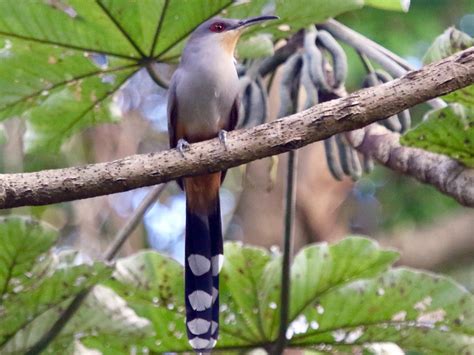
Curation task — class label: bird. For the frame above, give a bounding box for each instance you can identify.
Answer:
[167,15,278,352]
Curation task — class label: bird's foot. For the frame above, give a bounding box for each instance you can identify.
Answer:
[177,138,190,157]
[218,130,228,151]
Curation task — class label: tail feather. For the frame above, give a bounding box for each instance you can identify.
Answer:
[184,175,223,352]
[209,199,223,344]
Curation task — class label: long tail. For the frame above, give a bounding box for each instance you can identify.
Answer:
[184,173,223,352]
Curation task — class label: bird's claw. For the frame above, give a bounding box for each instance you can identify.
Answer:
[218,130,228,150]
[177,138,190,157]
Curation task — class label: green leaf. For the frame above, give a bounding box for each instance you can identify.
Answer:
[12,285,152,355]
[0,262,111,350]
[423,28,474,108]
[0,0,404,151]
[401,104,474,167]
[242,0,365,40]
[0,0,232,152]
[261,237,399,339]
[23,66,137,152]
[289,268,474,354]
[423,27,474,65]
[95,250,189,353]
[219,243,274,347]
[0,216,58,298]
[0,0,138,57]
[363,0,410,12]
[66,238,473,354]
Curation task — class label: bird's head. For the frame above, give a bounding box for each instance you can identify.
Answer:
[189,15,278,56]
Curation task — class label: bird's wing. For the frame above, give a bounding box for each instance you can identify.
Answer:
[226,95,240,131]
[167,77,179,149]
[221,96,240,183]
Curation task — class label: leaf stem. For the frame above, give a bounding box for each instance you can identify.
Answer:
[274,150,298,354]
[96,0,147,58]
[145,63,170,89]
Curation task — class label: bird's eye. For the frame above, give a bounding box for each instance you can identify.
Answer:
[210,22,226,33]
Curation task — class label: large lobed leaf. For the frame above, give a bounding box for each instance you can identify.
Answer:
[401,104,474,167]
[78,237,473,354]
[402,28,474,166]
[2,229,471,353]
[0,217,58,298]
[0,218,117,353]
[423,28,474,108]
[0,218,150,354]
[0,0,407,152]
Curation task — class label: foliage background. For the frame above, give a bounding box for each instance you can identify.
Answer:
[0,0,473,353]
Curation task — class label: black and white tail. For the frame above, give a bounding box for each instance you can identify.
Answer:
[184,175,223,352]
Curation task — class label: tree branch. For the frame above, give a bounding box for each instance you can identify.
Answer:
[0,47,473,209]
[346,124,474,206]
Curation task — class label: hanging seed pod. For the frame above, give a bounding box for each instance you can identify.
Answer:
[301,53,319,110]
[278,52,303,118]
[304,29,332,93]
[323,136,344,180]
[254,75,269,125]
[375,69,410,132]
[362,71,402,132]
[335,134,352,176]
[316,30,348,88]
[347,145,363,181]
[238,76,252,128]
[363,154,375,174]
[398,109,412,133]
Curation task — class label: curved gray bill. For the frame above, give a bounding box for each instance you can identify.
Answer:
[235,15,279,29]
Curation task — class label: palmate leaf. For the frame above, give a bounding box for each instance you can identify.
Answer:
[85,250,189,353]
[401,104,474,167]
[401,28,474,166]
[4,285,152,354]
[76,237,473,354]
[0,218,114,353]
[0,0,400,152]
[0,217,58,298]
[290,269,474,354]
[0,0,233,152]
[423,28,474,108]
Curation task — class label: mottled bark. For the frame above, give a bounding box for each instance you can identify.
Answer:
[346,124,474,206]
[0,47,473,209]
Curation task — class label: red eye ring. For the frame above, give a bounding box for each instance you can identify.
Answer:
[210,22,226,33]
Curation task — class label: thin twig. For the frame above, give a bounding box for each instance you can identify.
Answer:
[26,184,168,354]
[274,150,298,354]
[104,184,168,261]
[145,62,170,89]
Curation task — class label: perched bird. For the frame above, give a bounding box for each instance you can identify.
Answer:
[167,15,278,352]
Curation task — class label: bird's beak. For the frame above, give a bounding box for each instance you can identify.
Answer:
[233,15,279,30]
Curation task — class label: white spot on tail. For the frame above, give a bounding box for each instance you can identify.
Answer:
[187,318,211,335]
[211,321,218,334]
[212,287,218,304]
[188,290,212,311]
[189,337,210,349]
[207,338,217,349]
[187,254,211,276]
[211,254,224,276]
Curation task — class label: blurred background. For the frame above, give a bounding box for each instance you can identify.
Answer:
[1,0,473,291]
